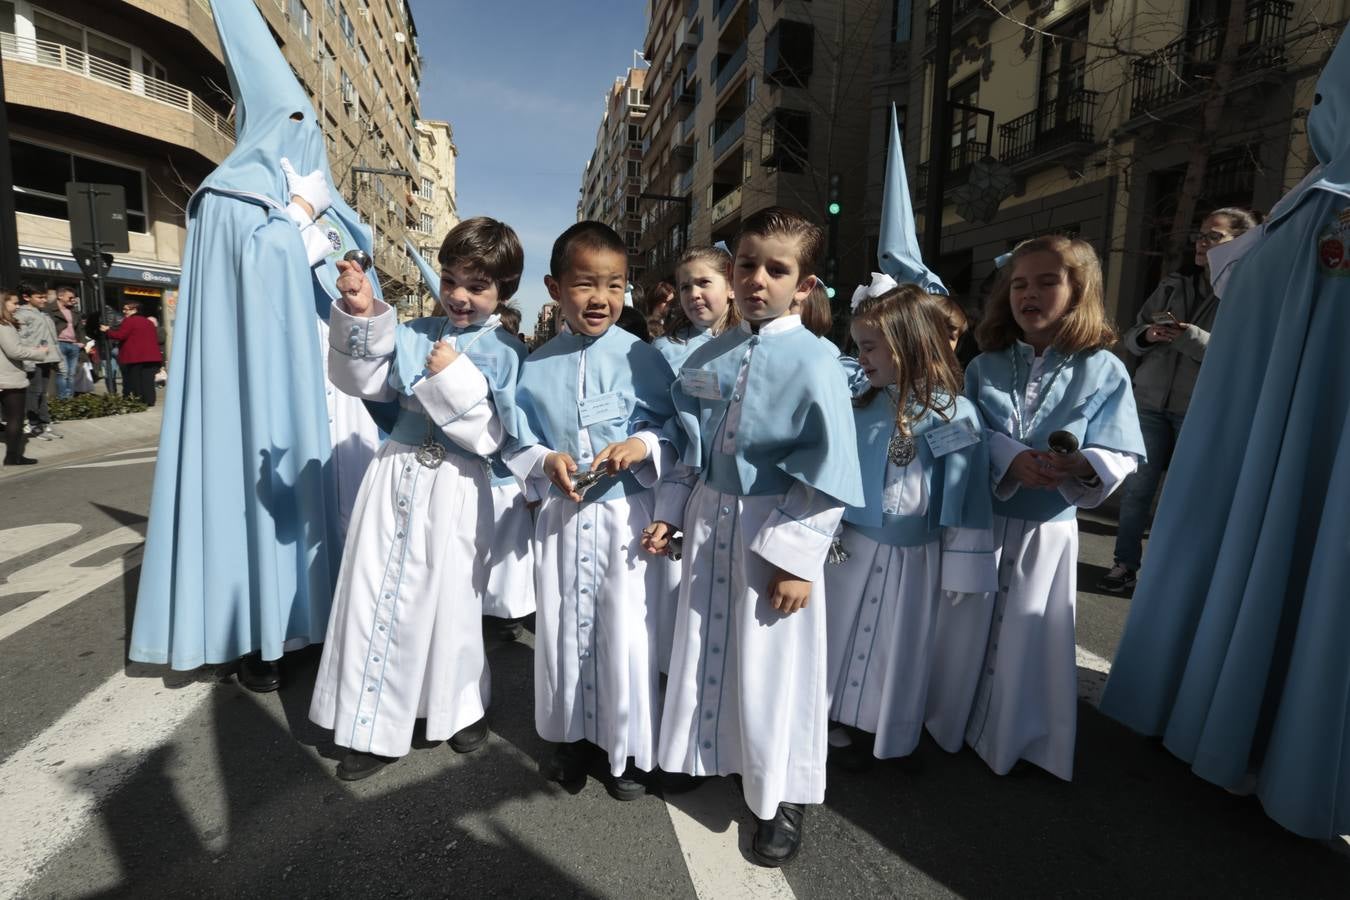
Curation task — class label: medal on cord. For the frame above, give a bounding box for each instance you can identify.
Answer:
[885,386,917,466]
[414,316,501,469]
[1008,346,1071,443]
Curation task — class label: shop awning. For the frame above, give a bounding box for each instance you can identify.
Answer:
[18,247,180,287]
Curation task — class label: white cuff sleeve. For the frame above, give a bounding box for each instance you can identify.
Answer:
[285,202,334,268]
[327,300,397,399]
[749,480,844,582]
[627,428,667,489]
[1058,448,1138,508]
[505,444,553,503]
[940,525,998,594]
[988,431,1030,500]
[412,354,502,456]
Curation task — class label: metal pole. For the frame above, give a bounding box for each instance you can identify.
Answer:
[0,57,18,287]
[923,0,953,266]
[83,184,108,320]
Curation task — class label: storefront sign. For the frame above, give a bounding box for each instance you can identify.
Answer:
[18,248,180,287]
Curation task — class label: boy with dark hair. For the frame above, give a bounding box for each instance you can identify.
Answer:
[644,206,863,866]
[507,220,678,800]
[309,216,527,781]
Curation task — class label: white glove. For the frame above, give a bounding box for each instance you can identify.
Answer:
[280,157,333,219]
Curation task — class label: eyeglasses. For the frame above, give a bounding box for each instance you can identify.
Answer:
[1192,230,1233,245]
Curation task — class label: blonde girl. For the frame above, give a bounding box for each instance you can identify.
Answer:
[654,246,736,369]
[949,235,1145,779]
[825,284,996,769]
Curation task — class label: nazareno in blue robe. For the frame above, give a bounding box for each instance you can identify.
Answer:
[129,0,381,667]
[1099,28,1350,840]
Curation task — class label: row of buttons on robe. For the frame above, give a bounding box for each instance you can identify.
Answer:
[966,534,1014,745]
[353,460,418,732]
[838,557,887,705]
[695,497,737,758]
[346,324,367,358]
[718,338,758,455]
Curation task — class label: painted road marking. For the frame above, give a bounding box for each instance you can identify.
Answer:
[61,457,157,470]
[0,525,144,642]
[0,524,82,568]
[108,447,157,456]
[0,671,216,899]
[663,787,797,900]
[1076,644,1113,707]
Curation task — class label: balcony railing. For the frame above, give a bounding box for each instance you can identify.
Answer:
[711,184,743,224]
[912,138,987,199]
[714,42,747,96]
[716,0,742,29]
[1129,1,1293,118]
[712,113,745,160]
[999,89,1097,165]
[1,32,235,143]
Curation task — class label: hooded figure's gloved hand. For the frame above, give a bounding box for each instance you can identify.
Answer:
[280,158,333,219]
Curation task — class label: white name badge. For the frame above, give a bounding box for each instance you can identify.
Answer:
[578,391,628,427]
[924,420,980,457]
[680,368,722,400]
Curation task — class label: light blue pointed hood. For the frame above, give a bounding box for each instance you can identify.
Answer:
[196,0,369,257]
[878,104,948,295]
[1270,27,1350,227]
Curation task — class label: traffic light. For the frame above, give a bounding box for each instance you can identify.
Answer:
[827,173,841,217]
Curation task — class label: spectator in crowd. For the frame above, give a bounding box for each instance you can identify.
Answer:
[1099,207,1259,592]
[616,304,652,342]
[86,304,121,392]
[2,289,49,465]
[14,283,63,440]
[48,286,85,399]
[644,281,675,338]
[101,300,164,406]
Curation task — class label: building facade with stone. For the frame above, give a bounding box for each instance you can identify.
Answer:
[2,0,423,334]
[578,66,649,283]
[405,118,458,319]
[635,0,881,303]
[894,0,1347,328]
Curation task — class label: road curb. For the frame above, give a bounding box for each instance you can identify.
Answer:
[0,408,163,477]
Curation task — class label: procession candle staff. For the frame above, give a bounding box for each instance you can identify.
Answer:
[1100,29,1350,841]
[128,0,383,690]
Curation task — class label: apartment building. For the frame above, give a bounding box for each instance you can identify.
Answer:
[577,67,649,282]
[404,118,458,319]
[636,0,880,299]
[2,0,424,331]
[896,0,1347,326]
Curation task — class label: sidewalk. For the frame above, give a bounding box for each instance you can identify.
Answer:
[1,406,164,476]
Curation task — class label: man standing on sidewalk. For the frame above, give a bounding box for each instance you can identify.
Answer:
[49,287,85,400]
[14,284,63,441]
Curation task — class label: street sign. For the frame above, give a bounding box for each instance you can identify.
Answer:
[66,182,130,254]
[72,247,114,280]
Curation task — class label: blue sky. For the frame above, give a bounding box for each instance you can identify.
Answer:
[409,1,648,326]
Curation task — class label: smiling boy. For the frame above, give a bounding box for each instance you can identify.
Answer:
[644,207,863,867]
[507,221,678,800]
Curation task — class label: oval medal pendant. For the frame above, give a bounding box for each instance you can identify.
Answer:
[415,439,446,469]
[887,433,917,467]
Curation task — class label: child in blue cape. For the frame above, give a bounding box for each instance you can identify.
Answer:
[644,207,863,868]
[507,222,678,802]
[308,218,527,781]
[953,235,1144,780]
[824,282,996,770]
[654,246,736,370]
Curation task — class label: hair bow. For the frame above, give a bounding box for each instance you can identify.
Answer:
[850,272,899,312]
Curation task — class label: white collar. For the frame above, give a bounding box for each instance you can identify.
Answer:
[739,314,802,337]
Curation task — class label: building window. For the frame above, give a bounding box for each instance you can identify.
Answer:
[10,139,148,232]
[625,196,639,214]
[761,109,811,174]
[627,159,641,178]
[627,231,641,251]
[420,213,434,233]
[339,7,355,47]
[950,75,980,152]
[764,20,814,87]
[420,177,434,200]
[892,0,912,43]
[1039,11,1089,109]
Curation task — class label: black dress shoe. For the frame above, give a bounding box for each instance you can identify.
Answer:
[238,653,280,693]
[3,456,37,466]
[336,750,398,781]
[657,769,706,795]
[449,716,489,753]
[541,740,593,784]
[482,616,523,642]
[605,763,648,801]
[751,802,805,868]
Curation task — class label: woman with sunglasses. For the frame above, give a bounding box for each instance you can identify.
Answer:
[1098,207,1259,593]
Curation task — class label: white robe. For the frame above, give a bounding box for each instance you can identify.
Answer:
[825,457,997,759]
[309,301,504,758]
[952,426,1136,779]
[480,478,537,620]
[656,322,846,820]
[317,317,381,539]
[508,356,676,778]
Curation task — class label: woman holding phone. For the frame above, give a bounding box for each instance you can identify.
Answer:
[1099,207,1258,592]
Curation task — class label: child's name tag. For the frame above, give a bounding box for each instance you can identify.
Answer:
[578,391,628,427]
[924,420,980,457]
[680,368,722,400]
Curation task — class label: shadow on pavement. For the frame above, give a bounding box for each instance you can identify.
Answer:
[811,700,1350,898]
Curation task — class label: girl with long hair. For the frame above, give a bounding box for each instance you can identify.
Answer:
[654,246,736,369]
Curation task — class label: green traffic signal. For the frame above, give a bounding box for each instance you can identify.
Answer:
[826,286,837,299]
[827,202,841,216]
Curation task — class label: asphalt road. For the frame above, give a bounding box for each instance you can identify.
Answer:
[1,438,1347,899]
